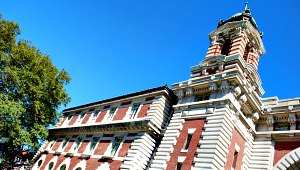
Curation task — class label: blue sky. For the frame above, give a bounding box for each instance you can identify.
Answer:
[1,1,300,110]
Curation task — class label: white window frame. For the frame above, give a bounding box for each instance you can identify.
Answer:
[111,137,123,156]
[107,107,117,120]
[129,103,141,119]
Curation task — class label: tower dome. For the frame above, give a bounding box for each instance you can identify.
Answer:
[217,2,259,31]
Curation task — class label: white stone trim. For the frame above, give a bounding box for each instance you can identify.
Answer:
[31,154,47,170]
[73,159,86,170]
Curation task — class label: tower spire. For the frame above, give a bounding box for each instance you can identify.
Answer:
[244,2,248,12]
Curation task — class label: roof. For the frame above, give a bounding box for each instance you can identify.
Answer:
[63,85,177,112]
[217,3,259,31]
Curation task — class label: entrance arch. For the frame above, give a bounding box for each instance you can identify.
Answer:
[273,147,300,170]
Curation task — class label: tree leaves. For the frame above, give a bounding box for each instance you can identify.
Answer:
[0,15,70,168]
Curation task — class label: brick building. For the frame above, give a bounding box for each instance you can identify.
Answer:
[32,4,300,170]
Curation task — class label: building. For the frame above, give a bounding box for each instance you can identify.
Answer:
[32,4,300,170]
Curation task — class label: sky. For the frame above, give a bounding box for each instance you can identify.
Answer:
[1,1,300,110]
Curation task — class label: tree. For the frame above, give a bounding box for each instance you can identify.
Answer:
[0,15,71,169]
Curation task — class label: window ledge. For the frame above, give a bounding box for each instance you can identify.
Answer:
[180,149,188,153]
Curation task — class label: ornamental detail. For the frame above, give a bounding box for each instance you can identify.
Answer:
[238,94,247,104]
[209,83,217,92]
[177,89,184,99]
[233,86,241,97]
[220,81,229,91]
[266,115,274,127]
[252,112,259,122]
[185,88,194,97]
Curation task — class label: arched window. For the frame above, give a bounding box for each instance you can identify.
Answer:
[60,164,67,170]
[37,159,43,168]
[221,39,231,56]
[48,162,54,170]
[243,45,251,61]
[75,167,82,170]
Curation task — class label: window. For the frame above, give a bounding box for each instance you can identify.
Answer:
[75,168,82,170]
[232,151,238,169]
[107,107,116,120]
[37,160,43,168]
[221,39,231,56]
[275,123,289,131]
[184,134,192,150]
[48,162,54,170]
[60,164,67,170]
[130,104,140,119]
[90,137,99,152]
[92,110,99,121]
[176,163,183,170]
[195,95,210,102]
[111,137,122,156]
[61,138,69,149]
[74,137,82,151]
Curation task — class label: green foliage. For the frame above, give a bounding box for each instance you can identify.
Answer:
[0,15,70,168]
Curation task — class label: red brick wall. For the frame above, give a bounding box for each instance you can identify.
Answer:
[68,115,79,125]
[137,103,151,118]
[96,110,107,123]
[64,140,75,152]
[38,154,54,170]
[94,140,111,155]
[166,119,206,170]
[58,117,66,126]
[67,157,81,170]
[113,107,129,121]
[224,128,245,170]
[81,113,92,124]
[77,140,90,153]
[117,140,133,157]
[53,155,66,170]
[274,141,300,165]
[109,160,122,170]
[51,140,62,151]
[86,158,102,170]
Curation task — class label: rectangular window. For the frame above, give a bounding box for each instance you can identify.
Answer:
[92,110,99,120]
[107,108,116,120]
[184,134,192,150]
[111,137,122,156]
[90,137,99,152]
[129,104,140,119]
[74,137,82,151]
[61,138,69,149]
[176,163,182,170]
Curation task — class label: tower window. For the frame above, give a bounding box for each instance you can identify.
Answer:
[221,39,231,56]
[232,151,239,169]
[184,134,193,150]
[176,163,183,170]
[243,45,251,61]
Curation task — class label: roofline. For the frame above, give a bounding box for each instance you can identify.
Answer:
[63,85,177,112]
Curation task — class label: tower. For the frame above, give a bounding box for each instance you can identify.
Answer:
[150,4,271,170]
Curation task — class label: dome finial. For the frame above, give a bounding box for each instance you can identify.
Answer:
[244,2,248,11]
